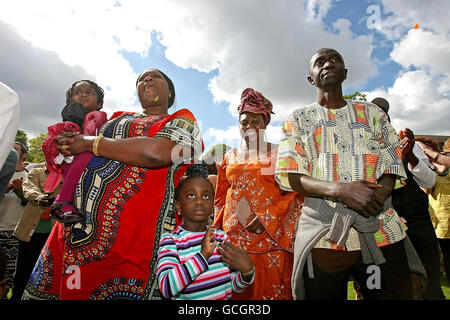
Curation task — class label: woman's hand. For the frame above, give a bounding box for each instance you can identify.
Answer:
[200,227,218,260]
[244,214,265,234]
[217,241,254,279]
[55,131,93,156]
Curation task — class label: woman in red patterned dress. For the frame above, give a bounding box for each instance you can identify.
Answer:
[23,69,203,300]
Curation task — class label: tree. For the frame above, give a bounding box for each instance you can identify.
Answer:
[343,91,367,102]
[27,133,48,163]
[15,129,28,148]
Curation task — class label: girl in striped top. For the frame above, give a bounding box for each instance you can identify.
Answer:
[156,172,255,300]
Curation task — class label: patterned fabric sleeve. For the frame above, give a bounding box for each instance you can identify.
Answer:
[156,233,209,299]
[213,152,232,229]
[275,113,310,191]
[370,105,406,179]
[154,110,203,161]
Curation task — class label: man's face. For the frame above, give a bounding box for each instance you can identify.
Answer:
[308,49,347,89]
[13,143,26,164]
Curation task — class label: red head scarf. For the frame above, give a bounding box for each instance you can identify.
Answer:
[237,88,274,124]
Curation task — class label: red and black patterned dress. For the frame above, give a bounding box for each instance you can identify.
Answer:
[24,109,203,300]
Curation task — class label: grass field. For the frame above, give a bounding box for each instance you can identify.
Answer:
[348,275,450,300]
[7,275,450,300]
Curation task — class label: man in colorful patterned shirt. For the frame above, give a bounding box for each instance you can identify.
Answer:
[275,48,412,300]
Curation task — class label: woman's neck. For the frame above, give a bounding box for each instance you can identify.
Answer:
[142,105,169,117]
[242,134,268,153]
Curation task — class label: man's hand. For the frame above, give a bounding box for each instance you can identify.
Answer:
[37,193,57,207]
[337,180,381,217]
[399,128,418,167]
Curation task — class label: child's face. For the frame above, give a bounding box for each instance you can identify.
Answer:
[71,82,100,112]
[176,177,214,230]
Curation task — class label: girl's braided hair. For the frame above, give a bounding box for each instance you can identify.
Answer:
[174,163,213,201]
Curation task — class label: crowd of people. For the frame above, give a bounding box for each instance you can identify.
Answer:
[0,48,449,301]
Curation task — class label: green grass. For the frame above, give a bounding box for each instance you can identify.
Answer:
[348,275,450,300]
[7,276,450,300]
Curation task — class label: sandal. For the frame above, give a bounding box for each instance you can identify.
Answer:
[50,201,85,224]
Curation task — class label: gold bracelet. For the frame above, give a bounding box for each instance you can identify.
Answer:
[92,135,104,156]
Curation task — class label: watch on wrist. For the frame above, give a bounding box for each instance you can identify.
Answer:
[241,266,255,278]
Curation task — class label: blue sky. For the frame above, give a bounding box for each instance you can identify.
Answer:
[1,0,449,154]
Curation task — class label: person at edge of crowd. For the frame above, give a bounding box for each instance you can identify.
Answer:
[375,98,444,299]
[23,68,203,300]
[42,80,108,223]
[0,247,7,299]
[418,138,450,170]
[0,82,20,201]
[11,164,60,300]
[417,137,450,285]
[0,151,18,203]
[275,48,424,300]
[0,142,28,298]
[213,88,303,300]
[372,97,443,299]
[156,165,255,299]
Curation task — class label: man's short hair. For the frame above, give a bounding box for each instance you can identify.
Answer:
[309,48,345,71]
[13,141,28,156]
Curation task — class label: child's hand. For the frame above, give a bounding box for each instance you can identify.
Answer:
[6,178,23,192]
[200,227,217,260]
[217,242,254,276]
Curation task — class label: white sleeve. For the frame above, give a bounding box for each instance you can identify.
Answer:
[0,82,20,168]
[409,144,436,189]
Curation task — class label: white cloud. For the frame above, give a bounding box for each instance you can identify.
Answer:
[202,126,241,151]
[0,0,380,139]
[377,0,450,40]
[390,29,450,75]
[305,0,333,24]
[364,0,450,136]
[0,20,96,136]
[365,70,450,135]
[2,0,448,141]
